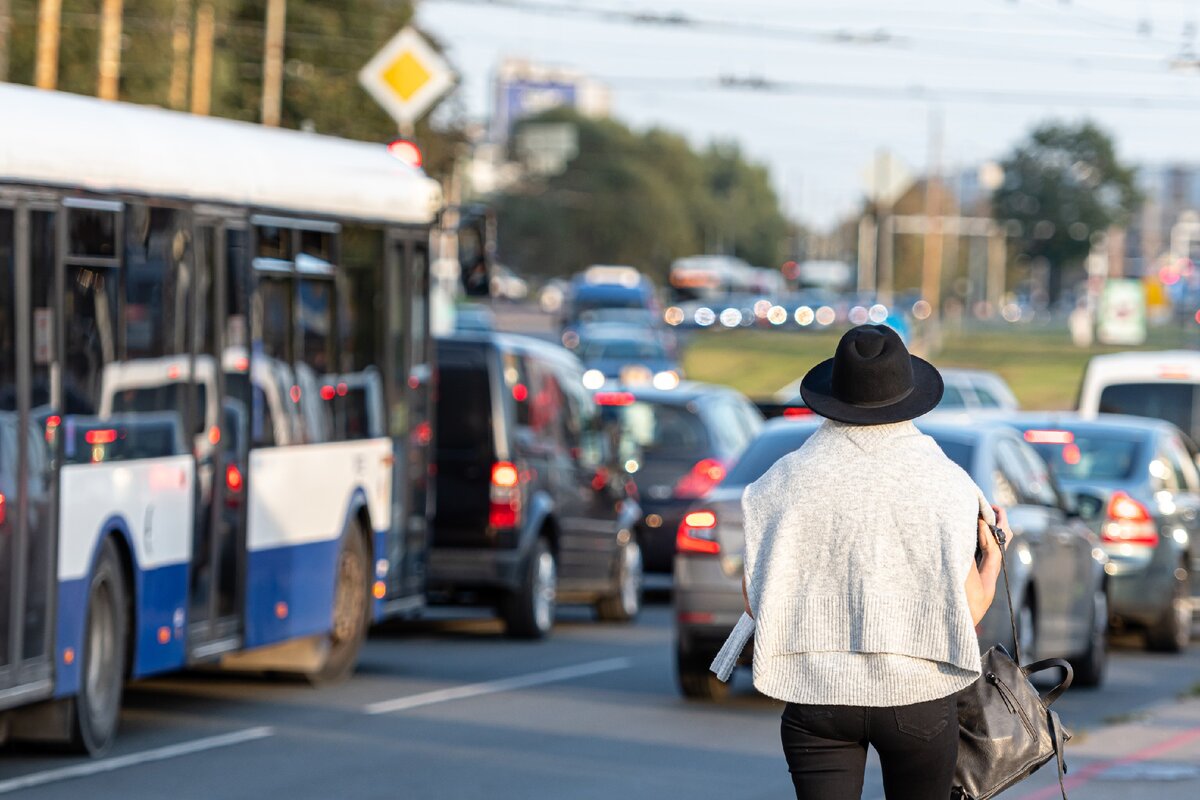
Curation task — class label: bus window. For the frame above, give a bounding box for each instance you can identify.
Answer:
[337,226,385,441]
[67,203,119,260]
[0,210,13,671]
[298,278,334,443]
[255,276,297,445]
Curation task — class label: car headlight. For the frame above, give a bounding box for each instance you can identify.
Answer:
[652,370,680,390]
[582,369,606,390]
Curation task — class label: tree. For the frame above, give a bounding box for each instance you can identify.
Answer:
[494,109,789,282]
[991,120,1139,303]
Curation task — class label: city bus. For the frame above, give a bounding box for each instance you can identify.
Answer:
[0,84,442,754]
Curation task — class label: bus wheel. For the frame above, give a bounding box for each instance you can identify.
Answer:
[310,529,370,685]
[71,538,129,755]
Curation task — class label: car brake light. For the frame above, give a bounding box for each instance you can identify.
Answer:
[677,509,720,554]
[489,460,522,529]
[674,458,727,499]
[595,391,635,406]
[1102,491,1157,546]
[783,406,813,418]
[0,492,6,526]
[1024,429,1074,445]
[226,464,243,492]
[85,428,118,445]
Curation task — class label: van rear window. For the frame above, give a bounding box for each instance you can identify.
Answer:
[436,363,492,452]
[1099,383,1196,437]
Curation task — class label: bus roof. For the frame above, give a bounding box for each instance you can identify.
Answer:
[0,84,442,225]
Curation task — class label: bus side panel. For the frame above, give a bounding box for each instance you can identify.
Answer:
[55,457,194,695]
[244,438,392,648]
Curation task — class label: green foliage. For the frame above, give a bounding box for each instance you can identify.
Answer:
[992,120,1140,300]
[494,109,789,282]
[4,1,465,174]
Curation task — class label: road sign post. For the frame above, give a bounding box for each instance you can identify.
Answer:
[359,26,456,132]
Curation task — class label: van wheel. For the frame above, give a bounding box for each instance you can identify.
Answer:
[309,529,370,685]
[501,538,556,639]
[595,539,643,622]
[1070,588,1108,687]
[1147,562,1191,653]
[70,538,129,755]
[676,645,729,702]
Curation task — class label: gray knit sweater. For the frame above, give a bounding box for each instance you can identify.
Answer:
[711,418,994,707]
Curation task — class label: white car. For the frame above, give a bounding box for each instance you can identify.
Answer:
[1077,350,1200,443]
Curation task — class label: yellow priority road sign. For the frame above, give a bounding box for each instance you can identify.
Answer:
[359,26,456,128]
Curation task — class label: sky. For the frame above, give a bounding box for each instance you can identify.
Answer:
[417,0,1200,229]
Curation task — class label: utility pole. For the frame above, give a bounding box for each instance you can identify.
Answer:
[35,0,62,90]
[97,0,124,101]
[921,107,944,319]
[261,0,286,126]
[191,3,215,115]
[0,0,11,83]
[168,0,192,110]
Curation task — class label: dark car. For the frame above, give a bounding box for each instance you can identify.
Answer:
[595,382,762,575]
[1009,413,1200,652]
[674,417,1108,700]
[578,329,682,390]
[431,333,644,638]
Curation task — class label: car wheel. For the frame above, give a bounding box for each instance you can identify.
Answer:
[1070,588,1108,688]
[595,538,643,622]
[1147,561,1191,653]
[70,538,129,755]
[309,528,371,685]
[676,644,730,702]
[501,538,557,639]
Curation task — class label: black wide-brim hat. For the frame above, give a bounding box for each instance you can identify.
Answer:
[799,324,943,424]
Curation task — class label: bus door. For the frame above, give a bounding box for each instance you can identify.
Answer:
[187,219,250,657]
[388,232,432,601]
[0,199,56,707]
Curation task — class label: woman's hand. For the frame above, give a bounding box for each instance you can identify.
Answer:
[966,507,1009,625]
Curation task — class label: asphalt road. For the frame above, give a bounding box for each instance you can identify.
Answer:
[2,597,1197,800]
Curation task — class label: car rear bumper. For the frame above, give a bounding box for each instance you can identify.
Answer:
[427,546,524,593]
[1109,565,1177,626]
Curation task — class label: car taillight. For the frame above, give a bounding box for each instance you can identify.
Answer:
[1101,491,1158,546]
[677,509,720,554]
[0,492,6,527]
[226,464,243,493]
[489,460,522,529]
[674,458,727,499]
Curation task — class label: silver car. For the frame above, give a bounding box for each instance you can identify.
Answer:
[674,417,1109,701]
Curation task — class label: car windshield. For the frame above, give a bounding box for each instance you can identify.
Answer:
[111,383,207,435]
[1026,431,1143,482]
[724,428,816,487]
[573,292,646,315]
[602,401,709,456]
[1099,382,1196,438]
[581,340,666,361]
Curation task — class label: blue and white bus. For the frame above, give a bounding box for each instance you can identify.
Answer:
[0,84,442,753]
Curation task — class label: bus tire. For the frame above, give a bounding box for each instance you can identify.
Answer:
[309,527,371,685]
[501,537,556,639]
[70,537,129,755]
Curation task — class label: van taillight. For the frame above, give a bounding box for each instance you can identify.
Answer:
[1102,491,1157,546]
[677,510,720,554]
[489,460,522,529]
[674,458,727,499]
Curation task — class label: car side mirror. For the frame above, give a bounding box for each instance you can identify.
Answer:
[1069,490,1105,522]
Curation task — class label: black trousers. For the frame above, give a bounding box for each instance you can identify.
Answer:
[780,694,959,800]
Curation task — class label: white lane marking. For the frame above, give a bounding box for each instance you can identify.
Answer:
[0,726,274,794]
[364,657,634,715]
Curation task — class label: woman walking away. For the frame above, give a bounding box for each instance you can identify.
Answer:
[710,324,1009,800]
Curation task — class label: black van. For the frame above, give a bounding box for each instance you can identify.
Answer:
[431,333,644,638]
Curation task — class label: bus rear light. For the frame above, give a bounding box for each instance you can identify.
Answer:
[677,510,720,555]
[85,428,118,445]
[674,458,727,499]
[1102,491,1157,546]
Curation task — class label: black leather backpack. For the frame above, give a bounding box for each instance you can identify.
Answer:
[953,523,1073,800]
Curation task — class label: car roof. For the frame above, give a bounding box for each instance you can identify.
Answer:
[625,381,738,403]
[437,332,582,370]
[1001,411,1173,438]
